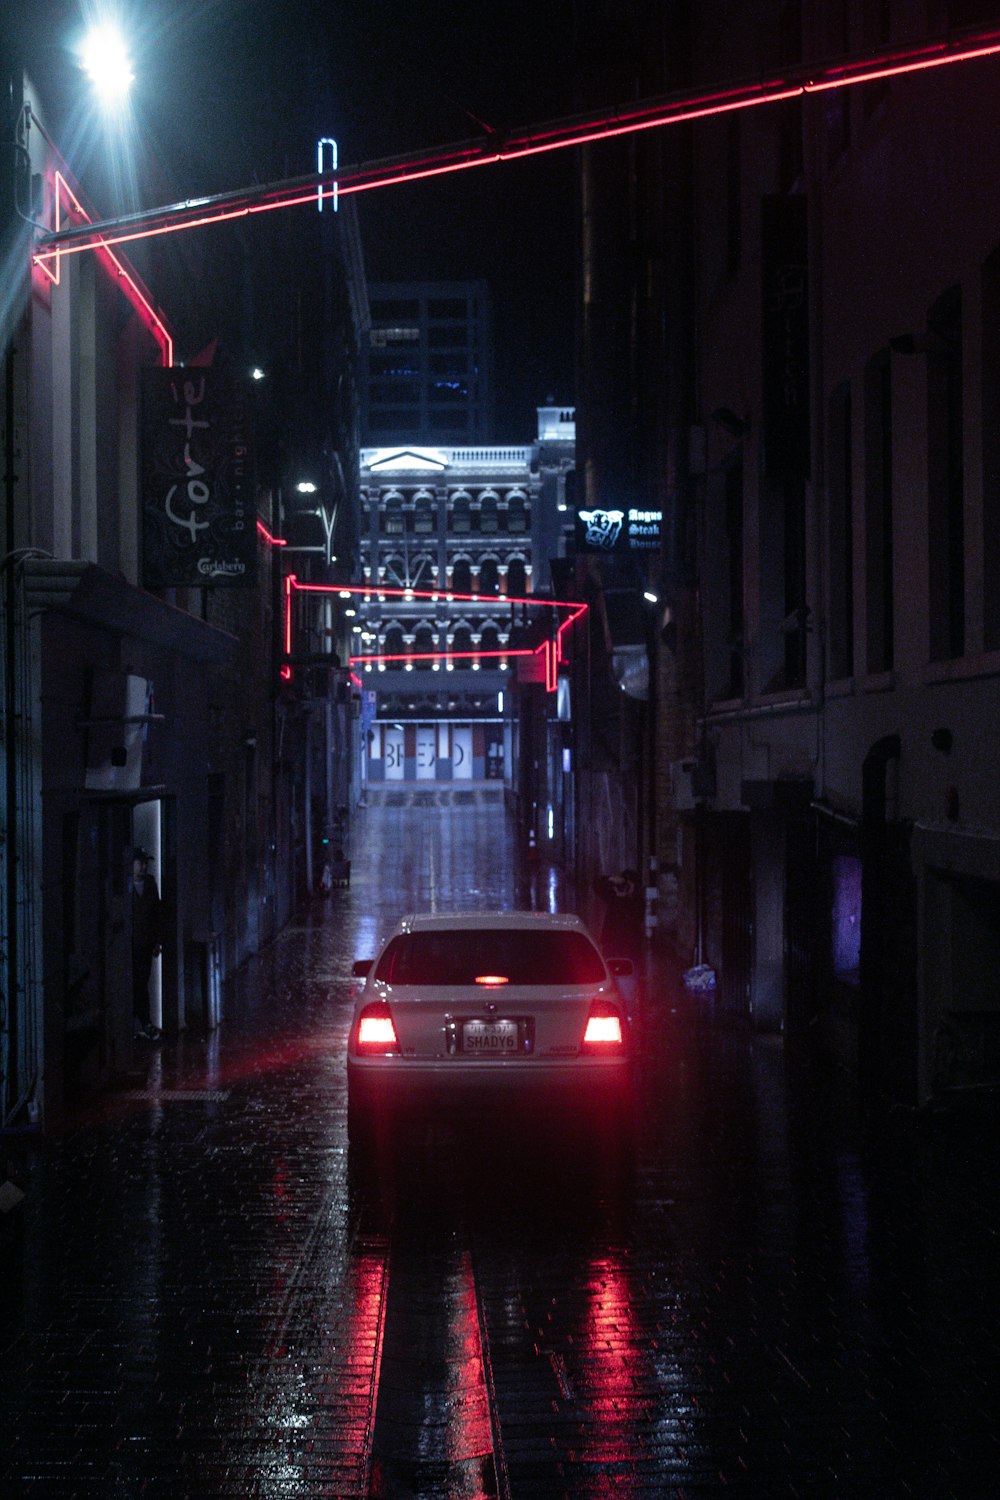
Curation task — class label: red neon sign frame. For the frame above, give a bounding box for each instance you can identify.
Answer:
[279,577,584,694]
[34,170,173,366]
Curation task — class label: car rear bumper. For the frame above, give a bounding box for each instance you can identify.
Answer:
[347,1054,633,1119]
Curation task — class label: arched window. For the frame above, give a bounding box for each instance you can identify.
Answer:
[506,493,528,533]
[413,621,436,670]
[480,622,500,658]
[479,492,499,533]
[506,556,527,596]
[383,493,404,535]
[478,555,500,595]
[451,557,473,595]
[450,492,472,534]
[383,624,405,663]
[409,553,436,591]
[414,493,435,534]
[382,555,406,588]
[452,622,473,661]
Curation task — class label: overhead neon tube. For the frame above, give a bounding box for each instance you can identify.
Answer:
[32,25,1000,266]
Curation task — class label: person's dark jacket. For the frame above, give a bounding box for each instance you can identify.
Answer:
[595,873,644,958]
[132,873,163,955]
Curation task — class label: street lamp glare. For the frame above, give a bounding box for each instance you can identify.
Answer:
[80,23,135,105]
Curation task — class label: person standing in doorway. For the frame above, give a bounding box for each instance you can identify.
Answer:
[594,868,645,1023]
[131,848,162,1041]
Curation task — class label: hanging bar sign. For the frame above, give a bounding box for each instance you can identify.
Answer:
[141,368,256,588]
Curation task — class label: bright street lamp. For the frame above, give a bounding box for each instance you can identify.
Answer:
[79,23,134,108]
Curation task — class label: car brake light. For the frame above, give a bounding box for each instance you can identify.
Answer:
[356,1006,399,1053]
[582,1000,624,1050]
[475,974,509,986]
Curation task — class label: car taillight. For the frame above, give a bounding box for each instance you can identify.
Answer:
[582,1000,625,1051]
[356,1005,399,1054]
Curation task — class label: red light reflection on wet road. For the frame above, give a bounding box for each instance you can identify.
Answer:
[574,1254,644,1463]
[444,1251,496,1479]
[332,1240,389,1496]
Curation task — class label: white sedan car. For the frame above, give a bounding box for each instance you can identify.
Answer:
[347,911,634,1144]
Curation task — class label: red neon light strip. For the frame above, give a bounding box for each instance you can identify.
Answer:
[291,579,542,611]
[281,574,295,680]
[353,649,531,665]
[257,519,287,546]
[32,27,1000,265]
[40,172,173,365]
[556,604,587,664]
[283,577,587,692]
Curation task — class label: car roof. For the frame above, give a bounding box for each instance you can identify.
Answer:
[391,911,590,937]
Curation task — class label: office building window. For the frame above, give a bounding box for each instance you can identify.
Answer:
[429,299,467,318]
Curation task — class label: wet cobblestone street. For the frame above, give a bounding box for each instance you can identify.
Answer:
[2,788,999,1497]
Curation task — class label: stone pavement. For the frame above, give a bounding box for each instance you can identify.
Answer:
[1,789,999,1497]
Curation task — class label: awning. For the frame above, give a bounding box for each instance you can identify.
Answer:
[23,559,237,664]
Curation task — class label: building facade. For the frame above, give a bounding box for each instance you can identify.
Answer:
[0,37,367,1128]
[361,281,495,446]
[578,0,1000,1108]
[356,407,575,799]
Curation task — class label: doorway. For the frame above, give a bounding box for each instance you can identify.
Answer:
[131,800,164,1032]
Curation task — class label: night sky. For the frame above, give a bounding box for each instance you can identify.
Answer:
[20,1,584,437]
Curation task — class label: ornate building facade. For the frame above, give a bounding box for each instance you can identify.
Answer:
[356,407,575,784]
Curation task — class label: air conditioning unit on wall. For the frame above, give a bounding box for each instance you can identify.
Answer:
[670,760,698,811]
[670,757,715,810]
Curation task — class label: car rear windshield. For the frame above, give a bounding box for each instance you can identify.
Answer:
[374,929,606,986]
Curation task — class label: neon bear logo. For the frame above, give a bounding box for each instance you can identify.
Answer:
[579,509,624,548]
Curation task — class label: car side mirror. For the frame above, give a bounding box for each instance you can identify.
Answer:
[352,959,374,978]
[608,958,634,978]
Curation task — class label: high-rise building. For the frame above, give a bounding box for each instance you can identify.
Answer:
[362,281,494,445]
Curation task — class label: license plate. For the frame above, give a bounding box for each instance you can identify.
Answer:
[462,1019,519,1054]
